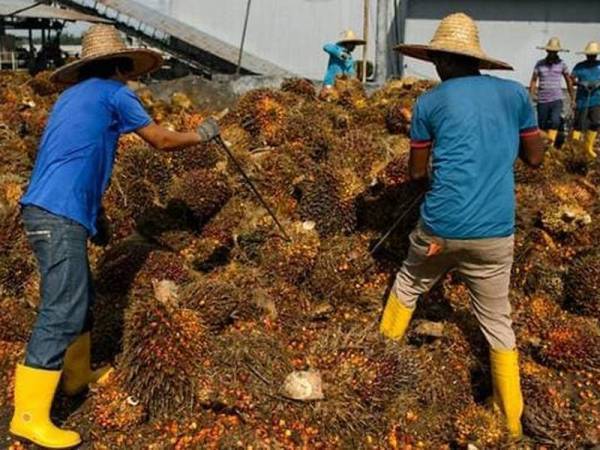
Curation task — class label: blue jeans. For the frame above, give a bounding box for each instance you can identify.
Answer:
[22,205,94,370]
[537,99,562,130]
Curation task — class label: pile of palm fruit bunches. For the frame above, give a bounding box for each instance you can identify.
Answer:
[0,70,598,449]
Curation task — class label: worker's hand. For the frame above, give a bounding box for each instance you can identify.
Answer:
[197,117,220,142]
[91,208,111,247]
[340,50,351,61]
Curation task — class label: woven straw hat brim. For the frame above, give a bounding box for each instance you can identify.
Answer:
[51,48,163,85]
[337,38,366,46]
[577,50,600,55]
[394,43,513,70]
[537,46,569,52]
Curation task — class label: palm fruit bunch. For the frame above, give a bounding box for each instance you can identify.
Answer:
[293,168,357,237]
[180,266,267,332]
[385,99,413,134]
[119,294,207,418]
[86,371,147,432]
[564,248,599,318]
[333,75,368,110]
[454,404,506,448]
[280,106,335,162]
[305,234,377,307]
[330,129,386,183]
[522,371,581,446]
[0,298,34,343]
[537,317,600,371]
[132,249,191,293]
[252,222,321,285]
[280,77,317,99]
[168,168,232,227]
[227,89,295,148]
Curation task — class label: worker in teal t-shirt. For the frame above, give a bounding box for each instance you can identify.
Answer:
[12,25,221,449]
[322,29,365,91]
[571,41,600,159]
[379,13,544,441]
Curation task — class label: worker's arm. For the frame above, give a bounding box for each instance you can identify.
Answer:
[408,142,432,181]
[563,64,576,104]
[136,118,219,152]
[529,71,538,98]
[519,129,545,167]
[323,43,350,60]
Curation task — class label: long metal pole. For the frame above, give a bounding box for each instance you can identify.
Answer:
[215,136,291,241]
[362,0,369,82]
[236,0,252,75]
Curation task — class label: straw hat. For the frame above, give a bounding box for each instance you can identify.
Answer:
[537,37,568,52]
[394,13,512,70]
[578,41,600,55]
[51,24,163,84]
[337,29,366,46]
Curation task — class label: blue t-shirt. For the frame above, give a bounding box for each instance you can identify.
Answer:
[21,78,151,235]
[410,75,538,239]
[572,60,600,109]
[323,43,355,86]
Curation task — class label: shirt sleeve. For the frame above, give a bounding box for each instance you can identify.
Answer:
[323,43,345,59]
[517,87,538,136]
[410,98,433,147]
[533,62,540,76]
[562,61,569,75]
[112,86,152,134]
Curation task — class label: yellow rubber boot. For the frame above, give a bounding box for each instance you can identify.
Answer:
[62,332,113,396]
[490,348,524,440]
[379,293,414,340]
[547,129,558,144]
[10,364,81,448]
[584,130,598,159]
[571,130,582,141]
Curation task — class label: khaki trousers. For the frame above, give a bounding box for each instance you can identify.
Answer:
[392,222,516,350]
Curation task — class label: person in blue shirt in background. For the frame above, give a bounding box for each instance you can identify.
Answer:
[571,41,600,159]
[11,25,220,449]
[322,29,365,93]
[379,13,544,441]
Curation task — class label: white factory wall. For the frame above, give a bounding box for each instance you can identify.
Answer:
[403,0,600,84]
[168,0,600,84]
[169,0,378,81]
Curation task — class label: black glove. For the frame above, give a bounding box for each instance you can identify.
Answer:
[197,117,220,142]
[91,208,111,247]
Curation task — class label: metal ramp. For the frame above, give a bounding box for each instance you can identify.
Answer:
[53,0,292,77]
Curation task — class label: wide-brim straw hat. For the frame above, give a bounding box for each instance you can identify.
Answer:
[537,37,569,52]
[578,41,600,55]
[393,13,513,70]
[51,24,163,85]
[337,29,366,46]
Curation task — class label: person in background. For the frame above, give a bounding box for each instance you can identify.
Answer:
[529,37,575,146]
[11,25,220,448]
[571,41,600,159]
[321,29,365,95]
[381,13,544,440]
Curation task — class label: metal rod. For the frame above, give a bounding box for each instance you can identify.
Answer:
[362,0,369,82]
[215,136,291,242]
[236,0,252,76]
[369,192,424,256]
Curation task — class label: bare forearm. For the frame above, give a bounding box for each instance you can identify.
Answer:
[156,130,202,152]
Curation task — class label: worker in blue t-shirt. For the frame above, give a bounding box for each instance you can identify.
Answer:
[571,41,600,159]
[380,13,544,440]
[12,25,220,449]
[321,29,365,92]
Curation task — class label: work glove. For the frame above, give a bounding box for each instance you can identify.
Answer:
[91,208,111,247]
[197,117,220,142]
[340,50,351,61]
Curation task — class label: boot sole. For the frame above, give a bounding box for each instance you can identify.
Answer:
[9,430,81,449]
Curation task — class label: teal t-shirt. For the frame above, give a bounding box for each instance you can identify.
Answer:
[410,75,537,239]
[572,60,600,109]
[322,43,355,86]
[21,78,152,235]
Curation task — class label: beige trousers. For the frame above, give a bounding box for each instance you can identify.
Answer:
[392,222,516,350]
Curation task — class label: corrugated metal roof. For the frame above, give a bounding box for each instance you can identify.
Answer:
[0,1,111,22]
[94,0,291,76]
